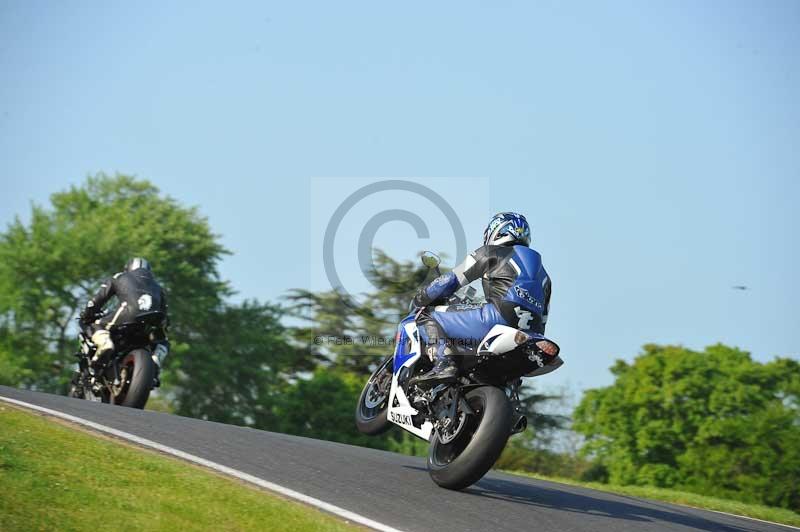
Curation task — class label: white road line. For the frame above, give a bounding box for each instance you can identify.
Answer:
[516,477,800,531]
[0,396,405,532]
[694,507,800,531]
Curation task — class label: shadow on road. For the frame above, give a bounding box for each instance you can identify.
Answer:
[403,466,753,532]
[469,476,752,532]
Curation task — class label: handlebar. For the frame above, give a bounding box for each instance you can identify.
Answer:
[76,310,165,330]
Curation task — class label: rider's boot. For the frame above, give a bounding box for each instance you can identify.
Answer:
[152,365,161,388]
[411,354,458,388]
[410,318,458,388]
[151,343,169,388]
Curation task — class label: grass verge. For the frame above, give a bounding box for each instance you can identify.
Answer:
[0,404,360,532]
[504,469,800,528]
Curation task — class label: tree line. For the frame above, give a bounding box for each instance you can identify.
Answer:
[0,175,797,512]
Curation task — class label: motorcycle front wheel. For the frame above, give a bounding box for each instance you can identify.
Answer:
[68,368,108,402]
[355,356,393,435]
[427,385,512,490]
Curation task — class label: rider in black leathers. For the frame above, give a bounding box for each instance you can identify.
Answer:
[79,258,170,380]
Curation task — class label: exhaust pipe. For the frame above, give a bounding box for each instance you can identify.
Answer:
[511,414,527,435]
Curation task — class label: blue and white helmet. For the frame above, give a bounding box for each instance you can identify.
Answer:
[483,212,531,247]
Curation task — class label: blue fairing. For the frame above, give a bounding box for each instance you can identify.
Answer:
[511,245,545,279]
[393,314,419,373]
[504,245,549,317]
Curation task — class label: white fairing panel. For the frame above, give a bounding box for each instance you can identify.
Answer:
[477,324,523,355]
[386,320,433,441]
[479,325,564,377]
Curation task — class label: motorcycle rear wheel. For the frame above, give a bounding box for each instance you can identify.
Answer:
[427,385,512,490]
[112,349,154,409]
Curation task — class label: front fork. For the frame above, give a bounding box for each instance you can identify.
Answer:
[76,351,121,394]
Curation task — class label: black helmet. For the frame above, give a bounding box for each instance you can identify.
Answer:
[125,257,151,272]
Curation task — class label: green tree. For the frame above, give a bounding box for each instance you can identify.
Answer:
[0,322,38,385]
[573,344,800,510]
[170,300,316,428]
[494,385,572,473]
[288,249,433,375]
[273,369,386,448]
[0,174,228,391]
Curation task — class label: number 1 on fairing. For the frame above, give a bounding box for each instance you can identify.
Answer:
[514,306,532,329]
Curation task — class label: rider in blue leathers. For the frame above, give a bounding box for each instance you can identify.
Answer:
[411,212,551,387]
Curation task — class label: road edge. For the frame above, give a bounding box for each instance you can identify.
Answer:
[0,395,405,532]
[498,471,800,531]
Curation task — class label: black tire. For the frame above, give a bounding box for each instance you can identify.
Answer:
[113,349,154,409]
[355,357,393,435]
[68,372,85,399]
[67,384,84,399]
[427,386,513,490]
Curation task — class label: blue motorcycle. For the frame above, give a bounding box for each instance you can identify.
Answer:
[356,252,564,489]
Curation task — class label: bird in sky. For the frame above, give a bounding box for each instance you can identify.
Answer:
[731,285,749,291]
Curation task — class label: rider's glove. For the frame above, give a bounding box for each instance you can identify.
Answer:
[413,272,458,310]
[78,310,95,325]
[412,287,431,309]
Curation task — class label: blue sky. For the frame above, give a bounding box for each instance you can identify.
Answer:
[1,1,798,394]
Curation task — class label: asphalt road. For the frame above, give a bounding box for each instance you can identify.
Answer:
[0,385,793,532]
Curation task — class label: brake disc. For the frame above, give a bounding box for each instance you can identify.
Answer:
[438,411,467,444]
[363,381,387,408]
[112,367,128,397]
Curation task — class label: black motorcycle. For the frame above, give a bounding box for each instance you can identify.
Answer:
[68,311,164,409]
